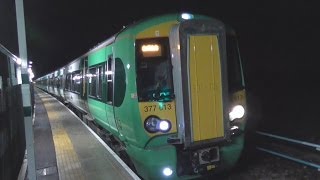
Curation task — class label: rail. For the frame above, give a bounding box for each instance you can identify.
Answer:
[255,131,320,171]
[256,131,320,151]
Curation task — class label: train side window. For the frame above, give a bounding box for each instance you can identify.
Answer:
[114,58,126,107]
[50,77,54,87]
[66,74,71,90]
[88,67,97,97]
[106,56,113,104]
[55,77,58,88]
[72,70,81,93]
[59,76,63,89]
[71,73,75,91]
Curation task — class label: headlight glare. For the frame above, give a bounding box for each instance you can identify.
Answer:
[163,167,173,176]
[229,105,245,121]
[159,120,171,132]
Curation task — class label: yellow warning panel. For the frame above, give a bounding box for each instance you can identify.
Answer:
[189,35,224,141]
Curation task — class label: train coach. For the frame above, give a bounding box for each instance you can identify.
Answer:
[35,12,247,180]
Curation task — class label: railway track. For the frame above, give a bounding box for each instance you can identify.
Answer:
[255,131,320,171]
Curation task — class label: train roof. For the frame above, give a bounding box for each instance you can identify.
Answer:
[36,13,227,80]
[60,13,213,68]
[88,12,215,52]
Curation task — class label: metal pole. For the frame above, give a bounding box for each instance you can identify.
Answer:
[15,0,36,179]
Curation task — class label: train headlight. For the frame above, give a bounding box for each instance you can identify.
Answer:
[229,105,245,121]
[145,116,159,133]
[144,116,172,133]
[159,120,171,132]
[162,167,173,176]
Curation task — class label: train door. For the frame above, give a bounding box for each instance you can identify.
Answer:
[81,58,87,100]
[169,19,230,148]
[105,55,119,135]
[81,58,90,113]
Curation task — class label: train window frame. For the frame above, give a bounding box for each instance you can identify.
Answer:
[97,65,103,100]
[87,62,104,101]
[114,58,126,107]
[88,67,97,98]
[65,73,72,91]
[55,77,60,88]
[71,70,82,94]
[135,37,174,102]
[59,76,63,89]
[49,76,54,88]
[106,55,113,105]
[226,33,245,93]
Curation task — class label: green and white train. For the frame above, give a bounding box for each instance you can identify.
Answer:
[35,13,247,180]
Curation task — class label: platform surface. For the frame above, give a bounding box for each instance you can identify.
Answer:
[34,89,140,180]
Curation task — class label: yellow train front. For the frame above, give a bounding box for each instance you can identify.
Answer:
[111,13,247,179]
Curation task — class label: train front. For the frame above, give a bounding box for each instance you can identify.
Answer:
[132,13,246,179]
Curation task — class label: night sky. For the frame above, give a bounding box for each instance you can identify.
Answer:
[1,0,320,139]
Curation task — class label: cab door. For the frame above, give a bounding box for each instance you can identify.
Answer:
[105,55,119,135]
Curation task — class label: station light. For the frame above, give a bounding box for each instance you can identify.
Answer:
[181,13,194,20]
[15,57,22,65]
[28,67,35,82]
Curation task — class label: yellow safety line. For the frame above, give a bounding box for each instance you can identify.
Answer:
[43,96,85,180]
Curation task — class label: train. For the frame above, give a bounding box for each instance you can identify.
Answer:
[35,12,247,180]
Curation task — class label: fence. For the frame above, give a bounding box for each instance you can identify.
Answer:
[0,44,27,180]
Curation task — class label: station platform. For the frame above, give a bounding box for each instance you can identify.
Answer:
[32,88,140,180]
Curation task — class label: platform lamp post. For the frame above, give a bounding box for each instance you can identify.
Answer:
[15,0,36,179]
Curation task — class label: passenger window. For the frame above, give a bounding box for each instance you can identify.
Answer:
[88,67,97,97]
[114,58,126,107]
[65,74,72,90]
[70,71,81,93]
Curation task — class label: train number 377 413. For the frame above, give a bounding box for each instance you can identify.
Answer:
[143,104,172,112]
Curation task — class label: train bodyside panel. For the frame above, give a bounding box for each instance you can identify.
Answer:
[112,35,139,144]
